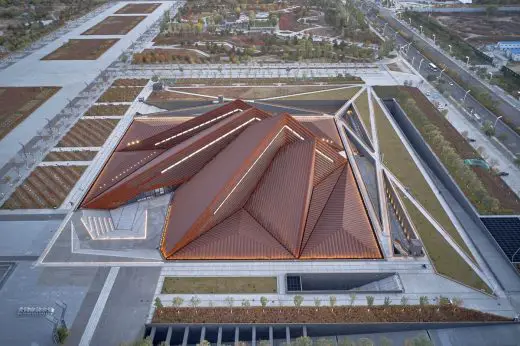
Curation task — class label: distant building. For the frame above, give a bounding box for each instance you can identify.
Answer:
[506,48,520,62]
[255,12,270,20]
[458,0,472,4]
[497,41,520,50]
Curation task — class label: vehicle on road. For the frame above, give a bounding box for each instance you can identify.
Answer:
[497,172,509,177]
[138,97,144,102]
[428,63,438,72]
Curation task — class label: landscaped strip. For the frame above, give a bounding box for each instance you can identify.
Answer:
[161,277,277,294]
[276,86,361,101]
[1,166,87,209]
[56,119,120,147]
[41,39,119,60]
[153,306,507,323]
[353,90,371,139]
[84,104,130,117]
[372,98,474,261]
[97,87,143,102]
[0,86,61,140]
[43,151,98,162]
[375,86,520,215]
[398,190,490,293]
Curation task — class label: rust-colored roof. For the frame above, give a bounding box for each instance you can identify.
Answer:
[80,101,382,260]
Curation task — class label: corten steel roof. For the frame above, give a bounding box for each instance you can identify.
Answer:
[80,100,382,260]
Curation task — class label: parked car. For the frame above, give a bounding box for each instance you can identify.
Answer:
[497,172,509,177]
[138,97,144,102]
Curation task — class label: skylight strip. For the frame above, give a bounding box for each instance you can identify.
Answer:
[316,149,334,163]
[160,118,260,174]
[213,126,286,215]
[154,108,243,146]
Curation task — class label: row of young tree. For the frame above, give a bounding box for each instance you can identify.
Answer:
[154,294,463,309]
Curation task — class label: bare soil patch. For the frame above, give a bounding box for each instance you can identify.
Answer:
[112,78,149,87]
[161,277,277,294]
[115,3,161,14]
[84,104,129,116]
[42,39,118,60]
[97,87,143,102]
[153,306,508,324]
[82,16,145,35]
[56,119,119,147]
[0,86,60,140]
[434,13,520,45]
[279,12,311,31]
[1,166,86,209]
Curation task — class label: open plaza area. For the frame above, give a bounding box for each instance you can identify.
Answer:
[1,0,520,345]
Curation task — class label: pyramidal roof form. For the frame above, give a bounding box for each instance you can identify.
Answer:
[81,100,382,260]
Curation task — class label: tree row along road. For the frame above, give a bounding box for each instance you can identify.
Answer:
[370,7,520,155]
[377,8,520,135]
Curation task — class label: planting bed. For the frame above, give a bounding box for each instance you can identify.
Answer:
[133,48,209,64]
[43,151,98,162]
[153,306,508,324]
[56,119,119,147]
[1,166,86,209]
[150,86,343,101]
[172,77,363,86]
[115,3,161,14]
[375,86,520,215]
[0,86,60,140]
[42,39,118,60]
[97,87,143,102]
[277,86,361,101]
[84,104,130,116]
[82,16,146,35]
[161,277,277,294]
[353,90,371,138]
[112,78,149,87]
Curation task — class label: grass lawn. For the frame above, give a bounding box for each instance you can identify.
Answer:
[373,100,473,258]
[277,86,361,101]
[399,193,490,293]
[353,90,371,139]
[161,277,277,294]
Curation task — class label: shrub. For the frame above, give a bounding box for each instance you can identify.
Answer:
[56,326,69,345]
[190,296,201,308]
[384,297,392,306]
[357,338,374,346]
[380,337,393,346]
[260,296,268,307]
[366,296,374,306]
[241,299,251,307]
[172,297,184,308]
[339,337,355,346]
[197,340,211,346]
[438,296,451,306]
[349,293,356,306]
[451,297,463,307]
[329,295,337,308]
[154,297,163,309]
[294,295,304,307]
[294,336,313,346]
[404,335,434,346]
[400,296,409,306]
[225,297,235,308]
[314,297,322,307]
[316,338,334,346]
[419,296,429,306]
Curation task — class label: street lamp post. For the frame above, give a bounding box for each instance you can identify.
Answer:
[418,58,424,70]
[437,68,446,80]
[383,23,388,35]
[448,44,452,54]
[463,89,471,103]
[494,115,503,129]
[408,18,412,25]
[420,25,423,35]
[489,71,493,82]
[432,34,436,45]
[411,56,415,66]
[466,56,470,67]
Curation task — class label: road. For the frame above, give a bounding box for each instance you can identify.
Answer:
[365,5,520,155]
